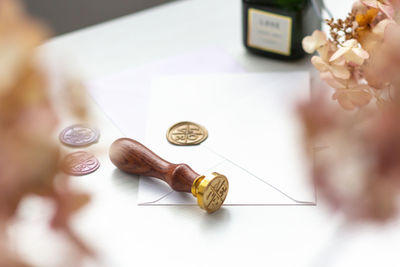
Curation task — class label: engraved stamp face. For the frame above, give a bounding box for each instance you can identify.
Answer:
[167,121,208,146]
[61,151,100,176]
[59,124,100,147]
[203,174,229,213]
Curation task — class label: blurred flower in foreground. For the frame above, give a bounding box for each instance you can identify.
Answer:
[303,1,400,110]
[300,0,400,222]
[299,91,400,222]
[0,0,92,266]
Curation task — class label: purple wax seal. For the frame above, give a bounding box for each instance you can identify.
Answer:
[59,124,100,147]
[61,151,100,176]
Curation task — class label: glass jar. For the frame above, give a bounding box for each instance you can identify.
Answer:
[242,0,321,60]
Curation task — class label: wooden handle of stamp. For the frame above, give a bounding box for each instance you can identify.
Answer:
[109,138,200,192]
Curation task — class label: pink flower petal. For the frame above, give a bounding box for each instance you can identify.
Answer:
[378,2,394,18]
[329,64,351,79]
[333,89,372,110]
[312,30,328,45]
[333,91,357,110]
[342,39,359,48]
[352,47,369,59]
[311,56,329,72]
[330,47,351,62]
[344,50,366,65]
[302,30,327,54]
[302,36,316,54]
[316,44,331,61]
[384,23,400,45]
[353,0,369,13]
[320,72,346,89]
[361,0,379,8]
[348,89,372,107]
[373,19,395,35]
[332,57,346,66]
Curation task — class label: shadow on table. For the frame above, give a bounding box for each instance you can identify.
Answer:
[200,207,231,232]
[111,168,139,195]
[110,168,232,230]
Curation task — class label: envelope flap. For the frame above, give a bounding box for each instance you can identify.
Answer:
[141,72,314,205]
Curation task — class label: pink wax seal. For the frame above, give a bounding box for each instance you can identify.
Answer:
[59,124,100,147]
[61,151,100,176]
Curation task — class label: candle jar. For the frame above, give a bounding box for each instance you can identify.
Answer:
[242,0,321,60]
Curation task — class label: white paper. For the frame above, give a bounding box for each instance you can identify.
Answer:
[87,47,244,140]
[138,72,315,206]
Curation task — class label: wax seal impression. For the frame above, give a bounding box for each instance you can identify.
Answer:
[59,124,100,147]
[191,172,229,213]
[167,121,208,146]
[61,151,100,176]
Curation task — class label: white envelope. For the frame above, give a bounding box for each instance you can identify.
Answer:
[138,72,316,206]
[87,47,244,140]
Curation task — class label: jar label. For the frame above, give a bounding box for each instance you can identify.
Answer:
[247,8,292,56]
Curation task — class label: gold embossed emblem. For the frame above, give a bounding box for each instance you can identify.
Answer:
[191,173,229,213]
[167,121,208,146]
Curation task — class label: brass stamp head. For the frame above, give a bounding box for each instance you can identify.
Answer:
[191,172,229,213]
[166,121,208,146]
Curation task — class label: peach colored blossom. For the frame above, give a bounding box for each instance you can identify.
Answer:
[305,39,351,81]
[302,30,328,54]
[372,18,396,35]
[332,83,372,110]
[312,56,350,80]
[330,39,369,65]
[361,0,395,18]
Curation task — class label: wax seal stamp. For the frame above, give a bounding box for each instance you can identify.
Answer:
[61,151,100,176]
[109,138,229,213]
[191,173,229,213]
[59,124,100,147]
[166,121,208,146]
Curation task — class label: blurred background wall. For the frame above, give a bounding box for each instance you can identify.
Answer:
[22,0,177,36]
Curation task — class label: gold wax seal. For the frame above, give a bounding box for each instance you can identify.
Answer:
[167,121,208,146]
[191,173,229,213]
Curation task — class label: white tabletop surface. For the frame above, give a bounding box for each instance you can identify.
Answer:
[16,1,400,267]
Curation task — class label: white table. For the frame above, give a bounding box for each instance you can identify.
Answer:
[17,1,400,266]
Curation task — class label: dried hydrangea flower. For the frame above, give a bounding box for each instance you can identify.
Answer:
[0,0,92,266]
[302,30,328,54]
[361,0,395,18]
[298,91,400,222]
[330,39,369,65]
[300,0,400,222]
[311,45,351,80]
